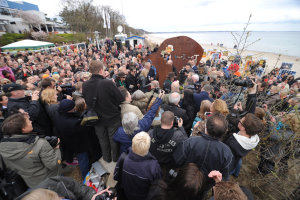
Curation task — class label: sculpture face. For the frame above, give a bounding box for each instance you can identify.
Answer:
[146,36,204,87]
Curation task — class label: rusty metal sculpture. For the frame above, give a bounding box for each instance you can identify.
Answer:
[146,36,204,87]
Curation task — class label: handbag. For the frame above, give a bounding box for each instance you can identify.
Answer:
[0,156,28,200]
[81,80,102,126]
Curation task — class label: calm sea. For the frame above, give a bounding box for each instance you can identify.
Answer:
[149,32,300,57]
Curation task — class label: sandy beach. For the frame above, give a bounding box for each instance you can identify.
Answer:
[144,34,300,78]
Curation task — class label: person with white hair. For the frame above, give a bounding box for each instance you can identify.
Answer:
[113,90,165,153]
[114,131,162,200]
[161,92,189,129]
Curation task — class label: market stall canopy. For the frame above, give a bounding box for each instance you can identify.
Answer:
[1,39,55,50]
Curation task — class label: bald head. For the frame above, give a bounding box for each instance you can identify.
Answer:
[151,80,159,89]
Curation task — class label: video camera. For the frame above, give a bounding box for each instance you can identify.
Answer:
[180,68,187,74]
[153,87,160,94]
[173,116,180,127]
[234,77,255,88]
[60,83,73,89]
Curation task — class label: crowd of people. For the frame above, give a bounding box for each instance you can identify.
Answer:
[0,38,299,200]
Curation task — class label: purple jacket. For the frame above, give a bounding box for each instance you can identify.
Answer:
[0,66,16,82]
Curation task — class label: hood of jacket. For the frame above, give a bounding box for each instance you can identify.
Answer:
[0,134,38,160]
[152,126,174,144]
[233,133,260,150]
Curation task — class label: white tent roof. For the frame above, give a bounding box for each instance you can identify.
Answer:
[1,39,54,50]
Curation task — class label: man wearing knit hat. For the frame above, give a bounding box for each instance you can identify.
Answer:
[52,99,91,178]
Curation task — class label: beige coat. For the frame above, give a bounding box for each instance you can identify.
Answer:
[120,101,144,120]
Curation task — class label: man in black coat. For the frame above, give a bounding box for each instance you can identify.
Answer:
[125,66,138,94]
[4,83,42,134]
[4,83,40,120]
[173,113,233,195]
[148,111,187,173]
[161,92,189,130]
[82,60,124,162]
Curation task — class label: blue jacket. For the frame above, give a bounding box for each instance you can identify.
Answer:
[113,98,163,154]
[114,148,161,200]
[193,91,213,112]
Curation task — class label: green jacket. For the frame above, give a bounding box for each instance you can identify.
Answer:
[0,135,62,188]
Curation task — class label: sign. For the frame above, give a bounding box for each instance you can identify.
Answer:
[256,68,265,77]
[277,69,296,79]
[280,62,293,69]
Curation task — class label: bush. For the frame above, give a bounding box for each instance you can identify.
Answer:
[47,33,86,45]
[31,31,48,41]
[0,33,26,46]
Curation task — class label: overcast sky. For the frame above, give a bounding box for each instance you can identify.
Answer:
[13,0,300,31]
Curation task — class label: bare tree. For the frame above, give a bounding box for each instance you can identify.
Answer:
[231,14,261,56]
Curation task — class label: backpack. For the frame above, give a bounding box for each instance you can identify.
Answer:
[0,156,28,200]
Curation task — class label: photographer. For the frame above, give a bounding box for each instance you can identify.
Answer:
[224,113,263,177]
[149,111,187,175]
[4,83,40,119]
[178,63,194,85]
[0,113,61,188]
[226,78,258,135]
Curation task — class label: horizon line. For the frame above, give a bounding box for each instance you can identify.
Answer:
[148,30,300,33]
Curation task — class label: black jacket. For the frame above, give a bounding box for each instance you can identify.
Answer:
[82,74,124,126]
[161,104,189,129]
[7,97,40,121]
[149,126,187,168]
[163,79,172,93]
[173,133,232,191]
[53,111,90,155]
[224,135,252,172]
[125,73,138,94]
[138,75,150,93]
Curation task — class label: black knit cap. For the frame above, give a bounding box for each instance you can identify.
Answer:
[58,99,75,113]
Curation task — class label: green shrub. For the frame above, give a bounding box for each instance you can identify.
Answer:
[0,33,26,46]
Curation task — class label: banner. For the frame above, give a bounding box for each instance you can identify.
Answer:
[277,69,296,79]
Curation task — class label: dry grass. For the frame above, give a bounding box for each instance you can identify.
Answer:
[227,150,300,200]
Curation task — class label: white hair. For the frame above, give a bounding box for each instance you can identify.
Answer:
[122,112,139,135]
[171,81,180,92]
[132,131,151,156]
[169,92,181,105]
[192,74,199,82]
[132,90,146,100]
